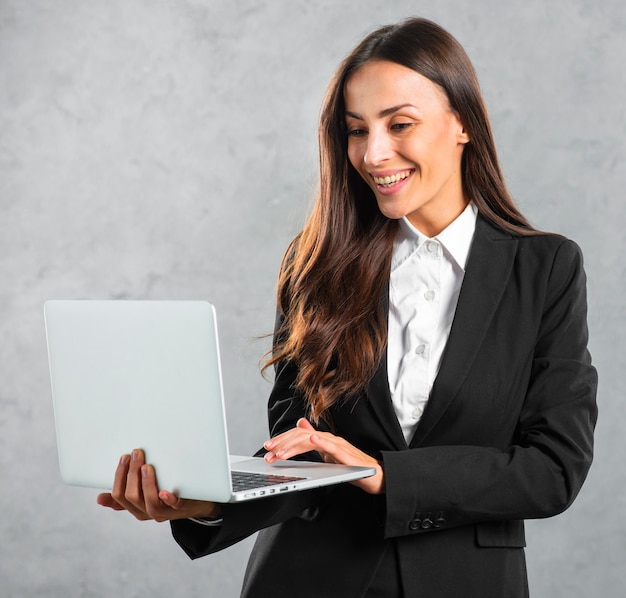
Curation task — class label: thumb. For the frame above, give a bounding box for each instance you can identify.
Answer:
[159,490,183,509]
[296,418,316,431]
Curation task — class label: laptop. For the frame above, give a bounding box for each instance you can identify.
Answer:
[43,300,375,502]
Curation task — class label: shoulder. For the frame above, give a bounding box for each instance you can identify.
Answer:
[518,235,584,271]
[474,217,588,305]
[477,215,585,266]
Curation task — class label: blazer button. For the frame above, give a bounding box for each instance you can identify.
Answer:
[434,517,446,528]
[409,519,421,531]
[421,518,433,529]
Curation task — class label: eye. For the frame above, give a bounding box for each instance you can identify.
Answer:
[346,128,367,138]
[390,122,412,132]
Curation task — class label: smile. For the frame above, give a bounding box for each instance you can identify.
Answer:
[372,170,413,188]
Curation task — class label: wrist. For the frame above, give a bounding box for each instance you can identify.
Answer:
[202,504,223,520]
[376,460,386,494]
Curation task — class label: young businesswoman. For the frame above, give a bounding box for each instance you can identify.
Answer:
[97,18,598,597]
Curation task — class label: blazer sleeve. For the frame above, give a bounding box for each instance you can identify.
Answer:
[381,238,598,538]
[170,323,328,559]
[170,485,323,559]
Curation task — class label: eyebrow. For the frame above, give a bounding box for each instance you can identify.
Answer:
[345,103,418,120]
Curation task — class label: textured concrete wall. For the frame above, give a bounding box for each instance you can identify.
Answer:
[1,0,624,596]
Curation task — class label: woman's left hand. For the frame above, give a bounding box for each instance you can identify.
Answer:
[263,418,385,495]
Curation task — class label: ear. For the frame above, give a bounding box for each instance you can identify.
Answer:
[457,124,470,145]
[452,111,470,144]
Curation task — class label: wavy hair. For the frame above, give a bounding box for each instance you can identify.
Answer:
[264,18,535,424]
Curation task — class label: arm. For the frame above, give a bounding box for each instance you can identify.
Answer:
[96,445,325,558]
[381,239,598,538]
[97,353,328,558]
[250,239,597,542]
[264,418,385,494]
[261,327,385,495]
[170,339,332,558]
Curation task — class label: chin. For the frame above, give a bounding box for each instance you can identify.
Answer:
[376,207,408,221]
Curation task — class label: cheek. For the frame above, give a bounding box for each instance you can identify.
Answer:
[346,143,362,171]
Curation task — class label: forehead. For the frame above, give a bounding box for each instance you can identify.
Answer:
[344,60,450,114]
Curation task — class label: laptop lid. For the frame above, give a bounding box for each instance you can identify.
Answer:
[44,300,375,502]
[45,300,235,501]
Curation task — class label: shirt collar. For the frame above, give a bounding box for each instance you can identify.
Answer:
[392,202,478,272]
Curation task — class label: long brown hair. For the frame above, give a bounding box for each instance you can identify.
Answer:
[265,18,535,424]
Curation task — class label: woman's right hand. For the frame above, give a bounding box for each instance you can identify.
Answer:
[96,448,222,523]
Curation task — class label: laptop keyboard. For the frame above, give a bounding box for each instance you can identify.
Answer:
[231,470,306,492]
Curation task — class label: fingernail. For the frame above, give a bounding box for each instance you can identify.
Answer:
[132,450,139,461]
[120,454,130,465]
[264,440,273,449]
[141,465,148,478]
[265,451,274,461]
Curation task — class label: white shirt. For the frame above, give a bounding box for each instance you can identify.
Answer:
[387,202,477,443]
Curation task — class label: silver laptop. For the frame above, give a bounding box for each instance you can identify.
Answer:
[44,300,374,502]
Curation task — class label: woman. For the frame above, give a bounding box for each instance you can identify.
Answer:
[97,18,598,597]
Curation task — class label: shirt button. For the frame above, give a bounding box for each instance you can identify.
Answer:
[412,406,423,419]
[424,290,435,301]
[426,241,438,253]
[415,344,426,355]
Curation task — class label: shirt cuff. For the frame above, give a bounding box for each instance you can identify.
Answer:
[188,517,224,527]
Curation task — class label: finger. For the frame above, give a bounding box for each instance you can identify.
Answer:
[96,492,126,511]
[264,428,314,460]
[263,428,298,450]
[140,467,220,521]
[266,433,318,461]
[140,464,173,522]
[124,449,147,508]
[264,419,317,451]
[158,489,183,509]
[309,434,359,465]
[110,453,131,505]
[110,451,151,521]
[311,435,344,463]
[296,418,316,431]
[320,450,336,463]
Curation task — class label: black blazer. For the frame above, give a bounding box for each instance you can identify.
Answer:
[171,216,598,598]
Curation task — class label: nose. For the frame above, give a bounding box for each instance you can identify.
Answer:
[363,129,393,167]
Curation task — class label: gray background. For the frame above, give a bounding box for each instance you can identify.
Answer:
[1,0,623,596]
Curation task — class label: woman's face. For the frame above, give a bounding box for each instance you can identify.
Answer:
[344,60,470,236]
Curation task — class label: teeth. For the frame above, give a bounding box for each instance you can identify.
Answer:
[373,170,411,186]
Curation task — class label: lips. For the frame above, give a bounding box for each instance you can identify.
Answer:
[369,168,415,195]
[371,169,414,189]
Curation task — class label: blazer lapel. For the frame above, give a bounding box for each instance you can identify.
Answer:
[366,290,408,451]
[367,345,408,451]
[410,216,519,447]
